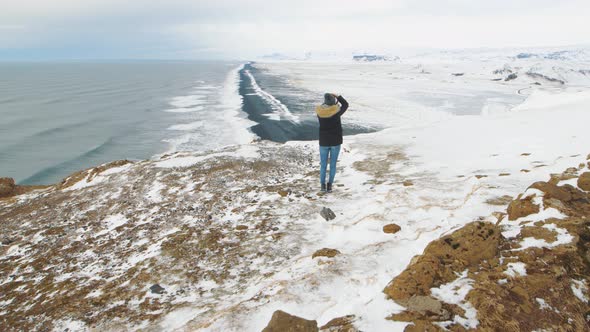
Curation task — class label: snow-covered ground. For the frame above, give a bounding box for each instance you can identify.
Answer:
[2,48,590,331]
[196,52,590,330]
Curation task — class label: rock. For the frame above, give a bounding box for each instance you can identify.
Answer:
[519,226,558,243]
[319,315,358,331]
[403,321,445,332]
[578,172,590,191]
[521,169,530,173]
[529,181,572,202]
[312,248,341,259]
[1,237,15,245]
[451,73,464,76]
[403,180,414,186]
[278,190,290,197]
[320,207,336,221]
[505,73,518,81]
[499,173,511,177]
[521,153,531,156]
[475,174,488,179]
[406,296,446,317]
[235,225,248,231]
[384,222,501,302]
[383,223,401,234]
[549,167,579,184]
[262,310,319,332]
[507,196,540,220]
[0,177,16,197]
[149,284,165,294]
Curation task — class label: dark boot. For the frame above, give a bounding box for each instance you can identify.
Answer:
[321,183,327,192]
[327,182,333,193]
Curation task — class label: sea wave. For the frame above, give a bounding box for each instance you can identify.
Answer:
[162,63,255,153]
[19,136,118,185]
[167,121,204,131]
[243,68,300,123]
[163,106,205,113]
[169,95,207,108]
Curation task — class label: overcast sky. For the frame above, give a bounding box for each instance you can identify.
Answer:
[1,0,589,60]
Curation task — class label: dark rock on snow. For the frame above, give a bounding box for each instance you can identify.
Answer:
[149,284,166,294]
[320,207,336,221]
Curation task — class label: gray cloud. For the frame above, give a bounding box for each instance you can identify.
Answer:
[1,0,589,59]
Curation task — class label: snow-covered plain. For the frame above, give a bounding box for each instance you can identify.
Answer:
[196,51,590,330]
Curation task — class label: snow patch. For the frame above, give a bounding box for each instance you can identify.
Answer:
[505,262,527,277]
[571,280,589,302]
[431,270,479,329]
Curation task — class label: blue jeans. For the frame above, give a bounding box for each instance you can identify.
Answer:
[319,145,341,184]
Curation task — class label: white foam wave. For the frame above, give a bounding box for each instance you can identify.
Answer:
[169,95,207,108]
[168,121,204,131]
[163,106,205,113]
[163,64,255,153]
[194,85,219,90]
[244,69,300,123]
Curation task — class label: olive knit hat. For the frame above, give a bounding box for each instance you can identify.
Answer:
[323,93,336,106]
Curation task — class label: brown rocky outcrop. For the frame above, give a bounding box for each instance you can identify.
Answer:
[0,177,16,197]
[383,223,401,234]
[507,195,539,220]
[312,248,341,259]
[262,310,319,332]
[384,165,590,331]
[578,172,590,191]
[384,221,501,303]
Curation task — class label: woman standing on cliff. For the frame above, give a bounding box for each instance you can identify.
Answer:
[316,93,349,193]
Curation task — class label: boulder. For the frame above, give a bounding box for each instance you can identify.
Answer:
[320,207,336,221]
[383,224,401,234]
[262,310,319,332]
[505,73,518,81]
[149,284,165,294]
[578,172,590,191]
[403,180,414,187]
[507,196,540,220]
[0,177,16,197]
[312,248,341,259]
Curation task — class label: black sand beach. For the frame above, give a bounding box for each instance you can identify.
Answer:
[239,63,375,143]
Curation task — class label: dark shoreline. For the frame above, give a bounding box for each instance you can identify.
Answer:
[238,62,376,143]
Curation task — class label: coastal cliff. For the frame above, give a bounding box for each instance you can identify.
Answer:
[2,138,590,331]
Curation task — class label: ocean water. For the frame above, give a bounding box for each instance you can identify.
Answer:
[0,61,250,185]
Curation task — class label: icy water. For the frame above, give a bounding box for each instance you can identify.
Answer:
[0,60,377,185]
[0,61,246,185]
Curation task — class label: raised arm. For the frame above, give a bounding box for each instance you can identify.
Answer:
[336,95,349,116]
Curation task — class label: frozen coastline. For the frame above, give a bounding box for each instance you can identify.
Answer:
[2,49,590,331]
